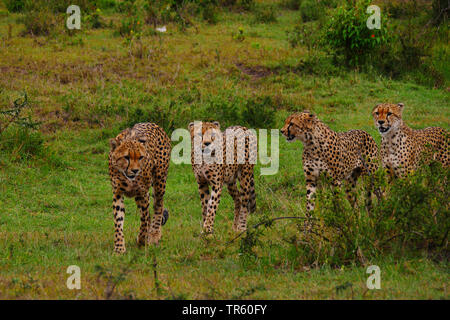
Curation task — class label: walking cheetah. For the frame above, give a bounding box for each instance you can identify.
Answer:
[372,103,449,178]
[108,123,171,253]
[281,111,379,214]
[188,121,257,234]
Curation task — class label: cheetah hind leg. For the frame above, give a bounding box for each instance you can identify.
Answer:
[345,168,362,209]
[227,182,241,232]
[247,172,256,214]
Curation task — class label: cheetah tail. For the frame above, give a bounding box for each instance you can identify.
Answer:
[248,174,256,213]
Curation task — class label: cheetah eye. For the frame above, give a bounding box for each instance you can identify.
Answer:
[139,156,144,160]
[375,112,379,115]
[387,112,392,116]
[124,155,130,160]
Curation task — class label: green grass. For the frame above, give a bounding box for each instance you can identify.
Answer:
[0,1,449,299]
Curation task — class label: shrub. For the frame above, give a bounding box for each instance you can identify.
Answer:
[2,0,25,12]
[201,3,219,24]
[308,162,449,266]
[322,0,390,67]
[232,27,245,42]
[282,0,336,11]
[295,50,339,75]
[253,4,277,23]
[0,94,44,160]
[241,96,276,128]
[0,126,44,160]
[204,96,241,128]
[18,8,61,36]
[287,21,319,50]
[231,0,255,11]
[87,8,105,29]
[299,0,322,22]
[117,16,142,38]
[96,0,117,10]
[432,0,449,25]
[280,0,301,10]
[235,162,449,268]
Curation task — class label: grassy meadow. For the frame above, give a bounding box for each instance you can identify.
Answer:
[0,0,449,299]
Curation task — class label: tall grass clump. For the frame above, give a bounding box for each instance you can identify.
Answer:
[236,163,449,268]
[2,0,25,12]
[308,163,449,266]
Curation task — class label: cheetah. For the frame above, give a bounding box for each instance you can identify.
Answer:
[281,111,379,215]
[108,123,171,253]
[188,121,257,234]
[372,103,449,178]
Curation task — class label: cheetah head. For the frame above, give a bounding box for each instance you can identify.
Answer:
[281,111,317,143]
[372,103,404,135]
[109,137,148,181]
[188,121,222,155]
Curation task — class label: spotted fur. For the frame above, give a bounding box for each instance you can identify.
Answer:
[372,103,449,178]
[108,123,171,253]
[281,111,379,214]
[189,121,257,234]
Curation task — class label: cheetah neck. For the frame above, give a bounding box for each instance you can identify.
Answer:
[302,121,338,154]
[381,120,409,143]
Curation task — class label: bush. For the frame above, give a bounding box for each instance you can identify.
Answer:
[253,4,277,23]
[287,21,319,50]
[2,0,25,12]
[117,16,142,38]
[204,96,241,128]
[282,0,336,11]
[87,8,105,29]
[18,8,61,36]
[201,3,219,24]
[308,162,449,266]
[235,162,449,268]
[299,0,322,22]
[280,0,302,10]
[241,96,276,128]
[432,0,449,25]
[322,0,390,67]
[96,0,117,10]
[0,126,44,160]
[0,94,44,160]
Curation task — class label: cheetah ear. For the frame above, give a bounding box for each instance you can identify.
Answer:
[212,121,220,129]
[137,136,147,144]
[397,103,404,115]
[188,122,195,131]
[110,138,118,151]
[307,113,317,123]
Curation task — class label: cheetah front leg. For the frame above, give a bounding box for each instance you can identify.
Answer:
[303,166,319,233]
[202,180,223,235]
[136,193,150,247]
[196,180,210,225]
[112,193,126,254]
[148,166,168,245]
[304,173,318,214]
